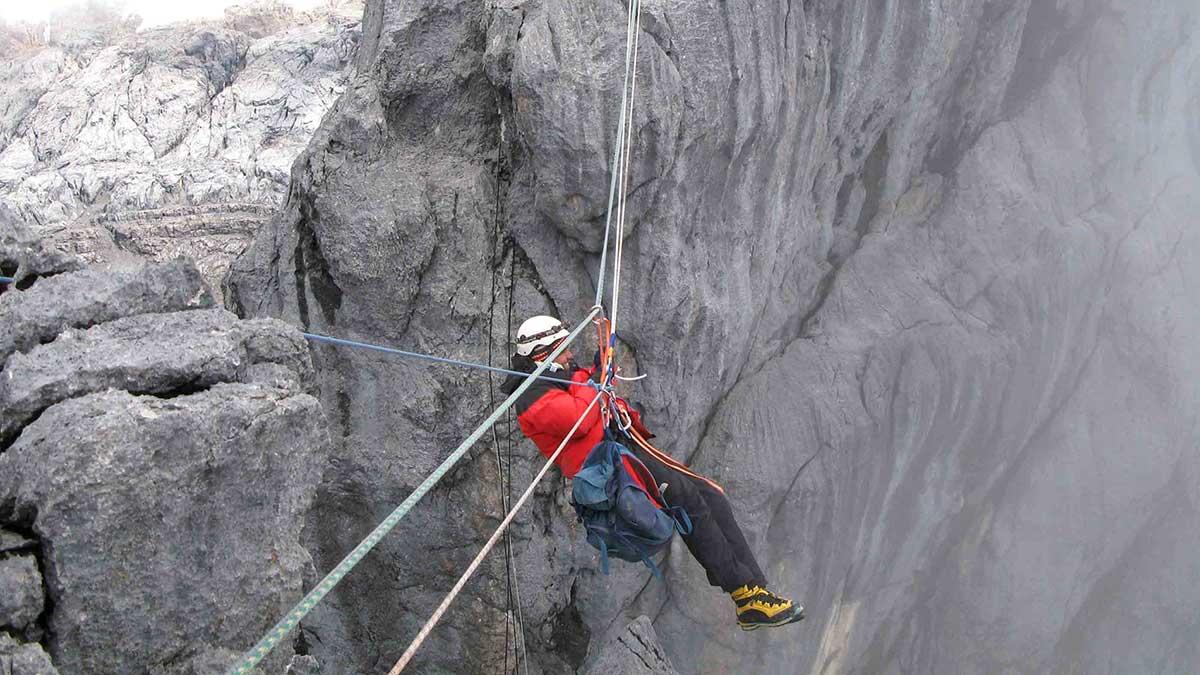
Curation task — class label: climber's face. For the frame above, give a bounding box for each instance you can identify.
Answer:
[552,345,572,367]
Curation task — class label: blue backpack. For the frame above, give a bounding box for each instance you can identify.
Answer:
[571,437,692,579]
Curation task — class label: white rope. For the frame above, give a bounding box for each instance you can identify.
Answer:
[593,0,640,308]
[387,390,607,673]
[610,0,642,338]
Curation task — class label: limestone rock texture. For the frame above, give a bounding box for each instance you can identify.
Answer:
[0,232,330,673]
[229,0,1200,673]
[0,3,362,299]
[580,616,679,675]
[0,555,43,637]
[0,634,58,675]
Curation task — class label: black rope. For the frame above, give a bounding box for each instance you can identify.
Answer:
[504,233,520,673]
[485,113,518,675]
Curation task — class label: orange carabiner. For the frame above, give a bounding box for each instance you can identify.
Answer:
[593,316,613,388]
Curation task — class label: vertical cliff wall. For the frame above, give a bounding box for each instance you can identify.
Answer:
[230,0,1200,672]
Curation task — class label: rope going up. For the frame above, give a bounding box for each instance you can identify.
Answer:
[387,389,607,674]
[593,0,641,309]
[485,118,531,675]
[609,0,642,340]
[387,1,646,669]
[237,0,645,668]
[227,306,602,675]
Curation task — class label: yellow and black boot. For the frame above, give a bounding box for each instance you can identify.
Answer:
[731,585,805,631]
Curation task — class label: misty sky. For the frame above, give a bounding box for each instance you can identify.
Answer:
[0,0,330,28]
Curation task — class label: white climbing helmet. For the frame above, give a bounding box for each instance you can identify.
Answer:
[515,315,569,357]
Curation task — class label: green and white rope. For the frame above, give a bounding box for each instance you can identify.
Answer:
[227,305,602,674]
[387,389,606,673]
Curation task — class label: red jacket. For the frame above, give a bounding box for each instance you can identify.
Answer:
[504,364,655,496]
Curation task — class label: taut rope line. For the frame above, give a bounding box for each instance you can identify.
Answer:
[227,306,601,674]
[387,389,607,673]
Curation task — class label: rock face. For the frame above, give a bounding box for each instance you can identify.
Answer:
[0,233,330,673]
[0,208,83,289]
[229,0,1200,673]
[0,3,362,299]
[0,258,211,368]
[0,634,58,675]
[0,555,43,637]
[580,616,679,675]
[0,307,313,443]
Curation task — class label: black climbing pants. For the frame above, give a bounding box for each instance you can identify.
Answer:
[626,442,767,593]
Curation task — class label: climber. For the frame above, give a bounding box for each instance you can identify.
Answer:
[500,315,805,631]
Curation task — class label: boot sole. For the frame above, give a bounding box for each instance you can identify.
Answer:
[739,606,806,631]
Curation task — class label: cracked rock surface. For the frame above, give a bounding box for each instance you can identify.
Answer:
[580,616,679,675]
[0,233,329,673]
[230,0,1200,673]
[0,307,311,444]
[0,210,83,289]
[0,257,211,365]
[0,634,57,675]
[0,4,362,300]
[0,555,43,636]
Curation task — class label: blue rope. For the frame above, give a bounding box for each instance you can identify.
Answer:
[301,332,594,388]
[0,276,13,284]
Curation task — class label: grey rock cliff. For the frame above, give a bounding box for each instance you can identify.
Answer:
[580,616,678,675]
[0,4,362,300]
[0,258,211,366]
[0,634,57,675]
[1,233,330,673]
[0,210,83,288]
[0,555,43,637]
[229,0,1200,673]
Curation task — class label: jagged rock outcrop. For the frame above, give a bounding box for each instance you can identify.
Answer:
[580,616,678,675]
[0,231,330,673]
[1,386,326,674]
[230,0,1200,673]
[0,208,82,290]
[0,634,57,675]
[0,554,43,637]
[0,3,362,299]
[0,308,312,444]
[0,258,210,365]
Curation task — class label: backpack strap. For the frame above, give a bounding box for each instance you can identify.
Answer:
[597,536,610,576]
[665,505,692,536]
[616,446,667,506]
[611,530,664,581]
